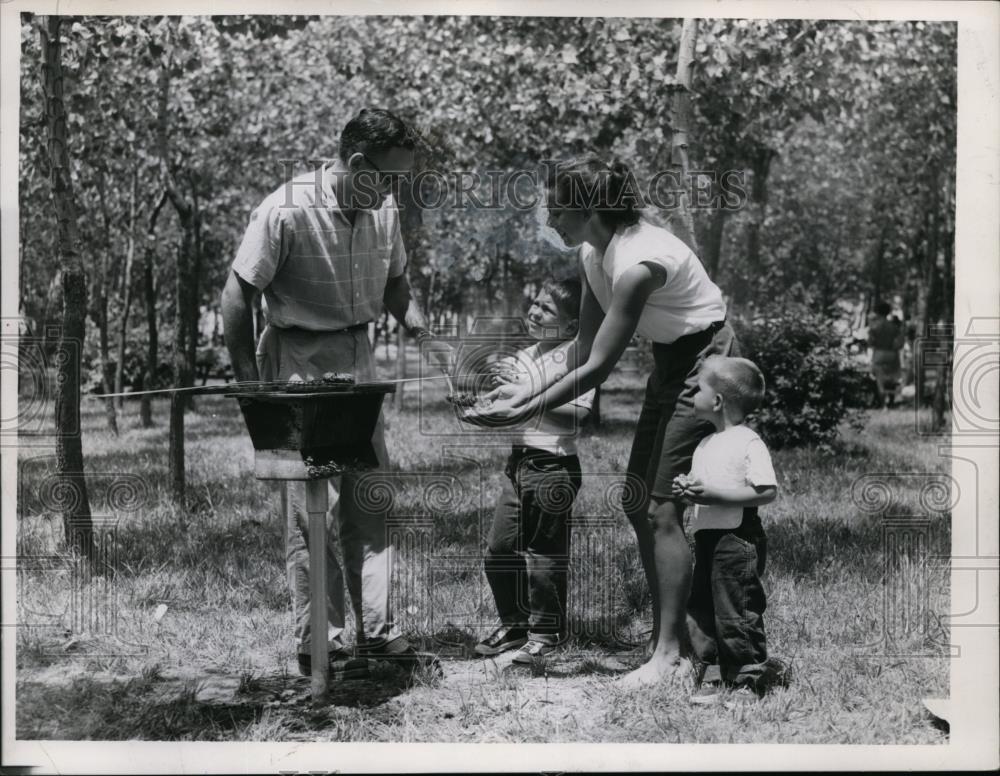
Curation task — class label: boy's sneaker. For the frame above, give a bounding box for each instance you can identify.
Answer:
[511,639,556,665]
[689,682,723,706]
[474,625,528,656]
[723,685,760,709]
[297,648,369,680]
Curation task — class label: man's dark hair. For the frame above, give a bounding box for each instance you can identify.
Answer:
[873,300,892,317]
[338,108,418,162]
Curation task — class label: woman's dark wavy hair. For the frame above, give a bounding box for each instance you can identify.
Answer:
[338,108,418,162]
[546,155,644,230]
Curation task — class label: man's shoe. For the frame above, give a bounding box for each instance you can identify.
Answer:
[358,637,441,673]
[723,685,760,709]
[511,638,557,665]
[689,682,723,706]
[474,625,528,657]
[297,648,369,680]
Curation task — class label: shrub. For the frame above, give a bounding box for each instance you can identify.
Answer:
[730,302,868,450]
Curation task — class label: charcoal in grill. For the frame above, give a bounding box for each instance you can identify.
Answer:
[284,372,356,393]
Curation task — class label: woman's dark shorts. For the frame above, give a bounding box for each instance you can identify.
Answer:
[623,321,739,514]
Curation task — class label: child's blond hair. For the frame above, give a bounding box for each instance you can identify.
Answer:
[702,355,766,418]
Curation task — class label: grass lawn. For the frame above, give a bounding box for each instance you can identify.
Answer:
[15,367,951,743]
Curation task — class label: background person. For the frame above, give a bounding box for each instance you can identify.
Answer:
[868,300,905,409]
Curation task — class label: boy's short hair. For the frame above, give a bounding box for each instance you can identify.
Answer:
[873,300,892,317]
[541,278,583,320]
[338,108,418,162]
[702,355,766,417]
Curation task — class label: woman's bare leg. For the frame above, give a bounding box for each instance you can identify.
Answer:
[625,508,659,655]
[618,497,691,687]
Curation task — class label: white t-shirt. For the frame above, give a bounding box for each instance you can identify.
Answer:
[581,219,727,344]
[687,425,777,532]
[496,342,595,456]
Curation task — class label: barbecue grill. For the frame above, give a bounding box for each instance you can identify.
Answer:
[229,377,396,704]
[96,374,397,704]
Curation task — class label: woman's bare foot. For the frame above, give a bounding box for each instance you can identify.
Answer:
[617,653,689,690]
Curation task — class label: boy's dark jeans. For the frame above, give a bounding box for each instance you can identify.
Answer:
[686,508,769,691]
[484,447,582,643]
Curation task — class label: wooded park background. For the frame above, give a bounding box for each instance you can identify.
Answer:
[17,16,957,545]
[9,12,976,749]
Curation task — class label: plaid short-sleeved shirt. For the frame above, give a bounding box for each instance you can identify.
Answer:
[232,167,407,331]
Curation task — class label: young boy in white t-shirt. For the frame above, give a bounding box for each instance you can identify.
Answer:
[468,280,595,664]
[672,355,778,706]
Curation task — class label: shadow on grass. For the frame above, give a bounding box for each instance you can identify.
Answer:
[17,662,420,740]
[17,675,265,740]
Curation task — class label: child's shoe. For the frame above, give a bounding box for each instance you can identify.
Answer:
[689,681,723,706]
[511,638,557,665]
[474,625,528,656]
[723,685,760,709]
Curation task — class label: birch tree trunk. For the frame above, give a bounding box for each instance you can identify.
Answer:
[668,18,701,255]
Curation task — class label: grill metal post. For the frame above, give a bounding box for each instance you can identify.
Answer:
[306,479,329,705]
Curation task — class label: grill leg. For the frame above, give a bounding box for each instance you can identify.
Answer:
[306,479,329,705]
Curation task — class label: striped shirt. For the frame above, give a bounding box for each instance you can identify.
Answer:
[232,167,407,331]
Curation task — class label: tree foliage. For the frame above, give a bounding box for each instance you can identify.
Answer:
[18,16,957,447]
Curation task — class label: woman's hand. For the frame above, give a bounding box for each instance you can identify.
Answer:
[485,362,520,389]
[482,378,533,408]
[461,395,539,427]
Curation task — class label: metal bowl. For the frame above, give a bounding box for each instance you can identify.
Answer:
[233,382,396,480]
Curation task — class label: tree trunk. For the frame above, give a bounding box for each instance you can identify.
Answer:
[871,223,887,305]
[156,61,198,501]
[139,191,167,427]
[702,205,728,277]
[169,224,196,502]
[394,324,406,411]
[745,146,775,279]
[931,180,954,431]
[184,180,202,412]
[114,168,138,407]
[39,16,95,557]
[94,172,119,435]
[97,295,118,436]
[668,18,700,255]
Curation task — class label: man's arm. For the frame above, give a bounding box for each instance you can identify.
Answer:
[221,270,260,383]
[383,272,430,338]
[383,272,453,373]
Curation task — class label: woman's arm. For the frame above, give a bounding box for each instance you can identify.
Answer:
[484,267,606,406]
[520,262,664,414]
[562,273,605,375]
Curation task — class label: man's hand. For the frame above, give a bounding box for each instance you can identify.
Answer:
[417,334,455,375]
[230,356,260,384]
